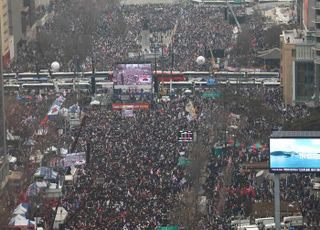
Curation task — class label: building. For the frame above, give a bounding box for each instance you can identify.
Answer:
[314,0,320,106]
[280,30,315,105]
[0,0,10,67]
[297,0,315,30]
[0,41,9,193]
[8,0,24,61]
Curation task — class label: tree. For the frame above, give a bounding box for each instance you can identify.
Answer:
[233,26,254,67]
[263,25,282,49]
[35,0,105,69]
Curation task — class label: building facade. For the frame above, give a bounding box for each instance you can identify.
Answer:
[8,0,24,60]
[280,30,315,105]
[0,0,10,67]
[0,45,9,192]
[314,0,320,105]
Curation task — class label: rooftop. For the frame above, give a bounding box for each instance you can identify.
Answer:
[282,29,307,45]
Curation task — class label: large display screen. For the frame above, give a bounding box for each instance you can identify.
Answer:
[270,138,320,172]
[114,63,152,86]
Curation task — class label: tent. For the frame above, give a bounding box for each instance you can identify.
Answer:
[23,139,35,146]
[27,181,48,197]
[90,100,101,106]
[33,167,58,181]
[178,156,191,167]
[12,203,29,216]
[8,214,35,229]
[8,155,17,164]
[47,146,57,153]
[53,207,68,229]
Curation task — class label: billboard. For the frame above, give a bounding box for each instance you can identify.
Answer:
[113,63,152,86]
[270,138,320,172]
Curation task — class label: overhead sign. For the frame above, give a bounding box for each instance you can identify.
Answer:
[201,91,221,99]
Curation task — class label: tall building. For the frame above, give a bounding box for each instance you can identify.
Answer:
[8,0,24,60]
[0,15,9,192]
[297,0,315,30]
[0,0,10,67]
[280,30,315,105]
[314,0,320,105]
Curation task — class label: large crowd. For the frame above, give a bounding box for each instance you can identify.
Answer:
[7,1,266,73]
[54,84,320,229]
[4,0,320,229]
[62,97,198,229]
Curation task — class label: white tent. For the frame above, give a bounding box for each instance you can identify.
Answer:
[9,214,35,228]
[60,148,68,155]
[8,155,17,164]
[90,100,100,106]
[47,146,58,152]
[53,207,68,230]
[12,203,29,216]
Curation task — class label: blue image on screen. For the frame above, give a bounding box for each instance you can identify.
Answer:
[270,138,320,171]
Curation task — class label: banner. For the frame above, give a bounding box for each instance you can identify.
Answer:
[112,103,150,111]
[62,152,86,167]
[122,109,134,117]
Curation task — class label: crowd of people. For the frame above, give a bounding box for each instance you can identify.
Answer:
[4,0,320,229]
[7,1,269,73]
[62,97,198,229]
[53,83,320,229]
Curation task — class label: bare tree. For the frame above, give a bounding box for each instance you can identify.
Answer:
[233,25,254,66]
[263,25,282,49]
[35,0,106,69]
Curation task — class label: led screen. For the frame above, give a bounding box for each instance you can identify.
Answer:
[270,138,320,172]
[114,64,152,86]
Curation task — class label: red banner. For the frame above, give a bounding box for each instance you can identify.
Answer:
[112,103,150,111]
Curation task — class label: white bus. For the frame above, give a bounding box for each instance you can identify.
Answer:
[255,217,275,227]
[22,82,54,90]
[282,216,304,229]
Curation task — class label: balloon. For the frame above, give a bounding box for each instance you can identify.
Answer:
[196,56,206,65]
[51,61,60,72]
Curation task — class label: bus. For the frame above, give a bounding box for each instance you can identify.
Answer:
[17,77,49,84]
[282,216,304,229]
[96,82,114,91]
[161,81,192,89]
[83,71,113,81]
[247,71,279,79]
[4,84,20,92]
[51,72,78,79]
[57,82,90,92]
[3,72,17,80]
[183,71,210,81]
[21,83,55,91]
[154,71,186,82]
[18,72,49,79]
